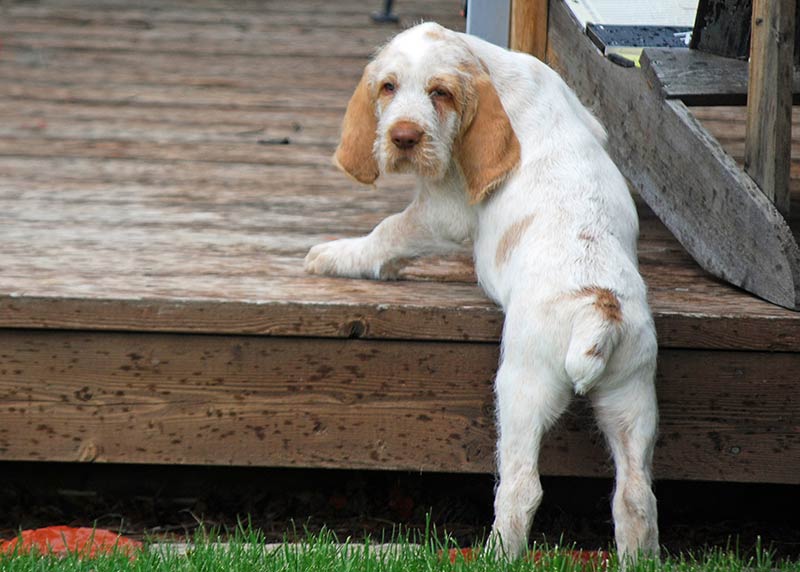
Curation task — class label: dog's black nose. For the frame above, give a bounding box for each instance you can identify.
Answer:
[390,122,423,150]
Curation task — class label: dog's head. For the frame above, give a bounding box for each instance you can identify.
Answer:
[334,22,520,203]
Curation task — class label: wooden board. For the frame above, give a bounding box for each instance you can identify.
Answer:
[643,47,800,106]
[690,0,752,59]
[694,107,800,190]
[547,0,800,310]
[510,0,548,60]
[1,330,797,483]
[744,0,795,216]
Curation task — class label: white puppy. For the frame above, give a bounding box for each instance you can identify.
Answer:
[305,22,659,560]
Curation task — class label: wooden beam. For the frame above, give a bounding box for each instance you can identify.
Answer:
[1,329,799,483]
[744,0,795,217]
[510,0,548,59]
[547,0,800,309]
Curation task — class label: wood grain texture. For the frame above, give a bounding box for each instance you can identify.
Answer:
[690,0,752,59]
[693,106,800,199]
[1,0,800,484]
[744,0,795,216]
[0,330,797,483]
[547,1,800,310]
[510,0,548,60]
[1,0,800,347]
[644,47,800,106]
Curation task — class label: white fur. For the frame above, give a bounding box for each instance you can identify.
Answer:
[305,22,659,561]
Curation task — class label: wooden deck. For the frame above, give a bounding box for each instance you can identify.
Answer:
[1,0,798,484]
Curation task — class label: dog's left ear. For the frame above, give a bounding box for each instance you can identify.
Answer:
[334,68,380,185]
[455,72,520,203]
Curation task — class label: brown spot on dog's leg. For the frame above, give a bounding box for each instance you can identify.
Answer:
[495,213,535,268]
[574,286,623,323]
[585,344,603,358]
[578,229,596,242]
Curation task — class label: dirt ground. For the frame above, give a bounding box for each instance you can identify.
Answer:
[0,462,797,560]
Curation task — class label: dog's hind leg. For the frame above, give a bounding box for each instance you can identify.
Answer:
[591,364,659,562]
[489,353,572,560]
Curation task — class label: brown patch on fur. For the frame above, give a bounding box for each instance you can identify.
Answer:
[424,28,447,41]
[578,229,596,242]
[376,73,398,112]
[426,74,461,119]
[334,67,379,185]
[455,68,520,203]
[575,286,623,323]
[585,344,603,358]
[495,214,535,267]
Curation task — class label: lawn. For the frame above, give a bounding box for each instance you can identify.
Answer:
[1,526,799,572]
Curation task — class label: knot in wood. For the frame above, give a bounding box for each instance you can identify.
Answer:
[341,319,367,338]
[78,441,101,462]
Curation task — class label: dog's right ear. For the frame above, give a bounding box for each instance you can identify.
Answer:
[455,70,520,204]
[333,68,380,185]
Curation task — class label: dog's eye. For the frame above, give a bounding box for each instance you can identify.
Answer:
[381,82,396,95]
[430,88,451,99]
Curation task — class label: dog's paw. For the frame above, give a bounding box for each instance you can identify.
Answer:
[304,237,386,279]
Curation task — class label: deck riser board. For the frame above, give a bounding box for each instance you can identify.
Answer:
[0,330,797,484]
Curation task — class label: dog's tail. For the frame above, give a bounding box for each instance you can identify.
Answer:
[564,287,623,395]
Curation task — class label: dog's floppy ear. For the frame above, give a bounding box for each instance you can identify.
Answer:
[455,72,520,203]
[334,68,380,185]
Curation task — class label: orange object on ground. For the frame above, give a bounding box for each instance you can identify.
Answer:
[530,549,611,569]
[445,547,477,563]
[445,546,610,569]
[0,526,142,558]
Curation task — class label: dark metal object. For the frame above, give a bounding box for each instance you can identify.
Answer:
[587,24,693,52]
[371,0,399,24]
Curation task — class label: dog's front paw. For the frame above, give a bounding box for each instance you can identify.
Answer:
[304,237,389,279]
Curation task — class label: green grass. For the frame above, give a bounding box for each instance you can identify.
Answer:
[2,526,799,572]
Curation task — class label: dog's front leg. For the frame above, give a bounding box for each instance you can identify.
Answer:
[304,190,472,280]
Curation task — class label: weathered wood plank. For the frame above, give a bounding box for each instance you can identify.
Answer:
[510,0,548,60]
[644,47,800,105]
[0,330,797,483]
[1,154,800,351]
[744,0,795,216]
[0,55,364,93]
[0,29,389,59]
[0,82,350,112]
[692,105,800,199]
[3,275,800,351]
[548,0,800,309]
[0,331,499,472]
[0,136,337,168]
[0,101,344,143]
[0,7,416,30]
[690,0,752,59]
[1,0,460,17]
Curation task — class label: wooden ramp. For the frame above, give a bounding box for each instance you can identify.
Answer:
[0,0,798,484]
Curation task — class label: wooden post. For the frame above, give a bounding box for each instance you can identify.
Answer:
[510,0,548,59]
[744,0,795,217]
